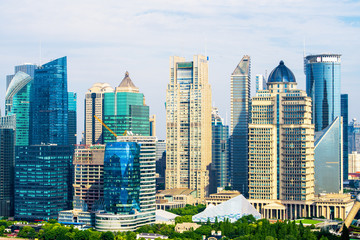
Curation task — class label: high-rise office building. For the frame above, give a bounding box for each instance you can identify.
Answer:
[68,92,77,145]
[165,55,212,200]
[349,119,360,152]
[14,145,73,221]
[314,117,343,194]
[31,57,69,145]
[0,116,15,217]
[255,74,266,93]
[305,54,341,132]
[73,145,105,211]
[6,63,36,90]
[249,61,315,201]
[230,55,251,196]
[155,139,166,191]
[14,57,73,220]
[211,107,229,190]
[96,139,156,231]
[84,83,114,145]
[5,71,32,146]
[103,72,150,142]
[341,94,349,180]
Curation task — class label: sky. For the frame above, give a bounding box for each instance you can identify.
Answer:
[0,0,359,141]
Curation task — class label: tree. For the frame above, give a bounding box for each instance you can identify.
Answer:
[101,231,115,240]
[341,225,350,240]
[18,226,36,239]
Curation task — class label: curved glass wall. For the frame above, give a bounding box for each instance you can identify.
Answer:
[305,54,341,131]
[104,142,140,214]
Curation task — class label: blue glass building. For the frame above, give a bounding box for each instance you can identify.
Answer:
[341,94,348,180]
[305,54,341,132]
[103,72,149,143]
[5,72,32,146]
[211,108,229,190]
[30,57,68,145]
[6,63,36,90]
[0,119,15,217]
[68,92,77,145]
[230,56,250,196]
[14,145,73,221]
[314,117,343,194]
[103,142,141,214]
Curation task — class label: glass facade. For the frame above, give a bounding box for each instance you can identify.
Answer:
[0,127,15,217]
[103,92,149,142]
[314,117,343,194]
[230,56,251,196]
[5,72,32,146]
[6,63,36,90]
[14,145,73,221]
[305,54,341,132]
[341,94,348,180]
[30,57,69,145]
[103,142,141,214]
[212,109,230,189]
[348,119,360,152]
[68,92,77,145]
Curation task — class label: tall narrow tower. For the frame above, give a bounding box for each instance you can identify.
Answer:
[165,55,212,199]
[230,56,251,196]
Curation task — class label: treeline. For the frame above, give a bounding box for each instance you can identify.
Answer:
[0,216,343,240]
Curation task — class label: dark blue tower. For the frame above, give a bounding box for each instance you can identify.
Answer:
[30,57,68,145]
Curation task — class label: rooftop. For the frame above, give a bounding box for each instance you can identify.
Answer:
[116,71,139,93]
[267,60,296,83]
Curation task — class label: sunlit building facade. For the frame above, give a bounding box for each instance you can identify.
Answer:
[73,145,105,211]
[165,55,212,200]
[68,92,77,145]
[85,83,114,145]
[249,61,315,201]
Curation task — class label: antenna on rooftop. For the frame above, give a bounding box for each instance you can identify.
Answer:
[39,41,42,66]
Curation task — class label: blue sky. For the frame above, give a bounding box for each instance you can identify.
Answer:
[1,0,359,140]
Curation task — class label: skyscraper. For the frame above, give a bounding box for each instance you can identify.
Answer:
[103,72,150,142]
[165,55,212,199]
[14,57,73,220]
[5,71,32,146]
[30,57,69,145]
[84,83,114,145]
[68,92,77,145]
[305,54,341,132]
[0,116,15,217]
[14,145,73,221]
[73,145,105,211]
[211,107,229,190]
[95,136,156,231]
[249,61,315,201]
[230,55,251,196]
[341,94,349,180]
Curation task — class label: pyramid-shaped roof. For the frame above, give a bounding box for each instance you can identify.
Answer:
[116,71,139,93]
[192,194,261,223]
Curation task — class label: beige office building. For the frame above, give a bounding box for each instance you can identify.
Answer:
[84,83,114,145]
[165,55,212,200]
[73,145,105,211]
[349,151,360,173]
[248,60,354,220]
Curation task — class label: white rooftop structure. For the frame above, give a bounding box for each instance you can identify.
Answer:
[192,194,261,223]
[155,210,179,223]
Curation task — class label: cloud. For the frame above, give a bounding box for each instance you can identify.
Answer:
[0,0,359,139]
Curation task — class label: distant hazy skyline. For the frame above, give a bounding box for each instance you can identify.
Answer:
[1,0,359,140]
